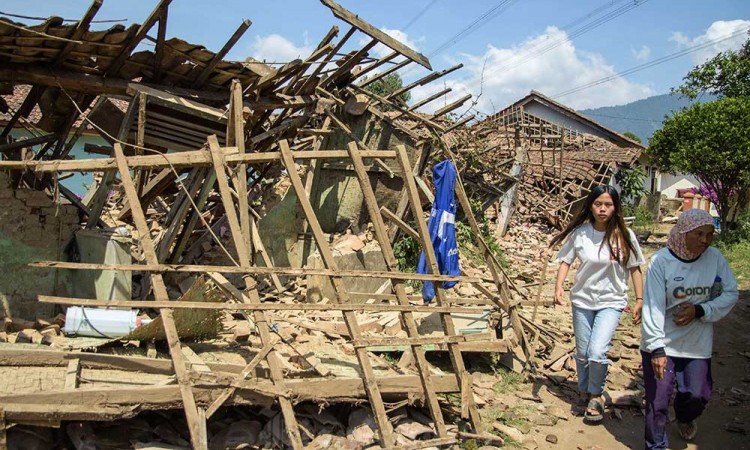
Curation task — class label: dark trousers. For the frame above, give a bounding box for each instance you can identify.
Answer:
[641,351,712,450]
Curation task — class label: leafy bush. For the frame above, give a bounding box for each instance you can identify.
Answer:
[623,204,654,231]
[615,164,648,206]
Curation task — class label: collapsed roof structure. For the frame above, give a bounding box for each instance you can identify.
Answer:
[0,1,525,449]
[0,1,644,448]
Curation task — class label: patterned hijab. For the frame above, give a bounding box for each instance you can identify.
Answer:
[667,208,715,260]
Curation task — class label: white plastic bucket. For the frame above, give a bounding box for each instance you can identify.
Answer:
[63,307,150,338]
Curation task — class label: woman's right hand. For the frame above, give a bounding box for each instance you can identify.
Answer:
[554,287,566,306]
[651,356,667,380]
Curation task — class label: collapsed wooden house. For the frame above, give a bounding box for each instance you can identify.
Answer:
[446,97,642,234]
[0,1,527,449]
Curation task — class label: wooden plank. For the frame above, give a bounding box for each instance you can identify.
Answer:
[156,168,206,260]
[358,58,411,88]
[320,0,431,70]
[37,296,486,314]
[127,83,227,123]
[64,359,80,390]
[279,139,395,447]
[431,93,472,118]
[226,83,252,267]
[346,142,448,438]
[30,261,480,283]
[208,136,304,450]
[54,0,102,65]
[153,4,168,81]
[117,168,176,221]
[394,145,481,431]
[0,133,56,153]
[350,84,445,132]
[381,206,419,240]
[205,339,276,419]
[298,26,356,94]
[106,0,173,76]
[386,64,463,101]
[112,143,206,450]
[0,148,398,172]
[350,51,398,82]
[194,19,252,87]
[0,407,5,450]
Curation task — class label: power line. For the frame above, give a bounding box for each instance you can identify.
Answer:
[401,0,440,31]
[552,27,749,99]
[490,0,649,75]
[426,0,520,58]
[583,112,663,122]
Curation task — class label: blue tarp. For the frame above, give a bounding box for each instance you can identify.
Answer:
[417,160,460,302]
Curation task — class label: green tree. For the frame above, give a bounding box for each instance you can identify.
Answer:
[648,97,750,230]
[672,37,750,100]
[623,131,642,144]
[363,73,411,106]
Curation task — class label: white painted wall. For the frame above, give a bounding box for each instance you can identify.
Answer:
[523,103,610,140]
[657,173,701,199]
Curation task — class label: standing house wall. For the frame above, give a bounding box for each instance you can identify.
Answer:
[0,170,78,319]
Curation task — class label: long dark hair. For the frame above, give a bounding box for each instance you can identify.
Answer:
[549,185,637,264]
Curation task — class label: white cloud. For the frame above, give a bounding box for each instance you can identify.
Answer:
[359,28,422,62]
[249,34,313,63]
[631,45,651,62]
[670,20,750,64]
[409,26,653,114]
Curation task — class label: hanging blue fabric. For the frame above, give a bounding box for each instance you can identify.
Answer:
[417,159,460,303]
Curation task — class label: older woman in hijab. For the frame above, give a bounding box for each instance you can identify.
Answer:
[640,208,739,449]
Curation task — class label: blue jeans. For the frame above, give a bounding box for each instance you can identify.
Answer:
[571,306,623,395]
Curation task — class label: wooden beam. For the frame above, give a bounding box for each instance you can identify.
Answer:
[113,143,206,450]
[106,0,173,76]
[153,4,169,81]
[54,0,103,66]
[351,51,398,82]
[208,136,304,450]
[320,0,431,70]
[394,145,481,430]
[279,139,396,447]
[0,134,56,154]
[431,93,472,118]
[205,339,277,418]
[126,83,227,122]
[38,296,487,314]
[386,64,463,101]
[0,85,44,139]
[194,20,252,87]
[29,261,481,283]
[346,142,448,438]
[0,67,229,102]
[0,148,399,172]
[358,58,411,88]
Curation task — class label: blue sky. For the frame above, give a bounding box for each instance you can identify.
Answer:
[3,0,749,114]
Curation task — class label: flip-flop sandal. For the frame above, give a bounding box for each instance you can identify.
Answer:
[584,398,605,423]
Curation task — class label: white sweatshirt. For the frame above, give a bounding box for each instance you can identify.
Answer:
[641,247,738,359]
[556,223,645,310]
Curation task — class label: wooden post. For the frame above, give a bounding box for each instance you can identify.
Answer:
[345,142,449,438]
[278,139,396,447]
[112,143,206,450]
[394,145,481,429]
[208,136,304,450]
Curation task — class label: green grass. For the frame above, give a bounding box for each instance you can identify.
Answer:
[718,240,750,290]
[492,368,525,393]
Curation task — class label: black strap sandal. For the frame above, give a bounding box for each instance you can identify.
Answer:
[584,398,605,423]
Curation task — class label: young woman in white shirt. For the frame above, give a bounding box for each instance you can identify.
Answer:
[550,185,645,423]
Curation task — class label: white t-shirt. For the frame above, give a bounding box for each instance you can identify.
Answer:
[640,247,738,359]
[556,223,645,310]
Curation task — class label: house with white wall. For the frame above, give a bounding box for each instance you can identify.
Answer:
[506,90,701,201]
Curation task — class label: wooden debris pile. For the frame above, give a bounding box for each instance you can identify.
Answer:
[445,105,642,232]
[0,1,529,449]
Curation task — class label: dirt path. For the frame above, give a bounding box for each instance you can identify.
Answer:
[489,242,750,450]
[516,289,750,450]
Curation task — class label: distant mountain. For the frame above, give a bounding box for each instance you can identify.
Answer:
[580,93,714,145]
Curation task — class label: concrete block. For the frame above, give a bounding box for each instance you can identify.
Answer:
[306,240,388,302]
